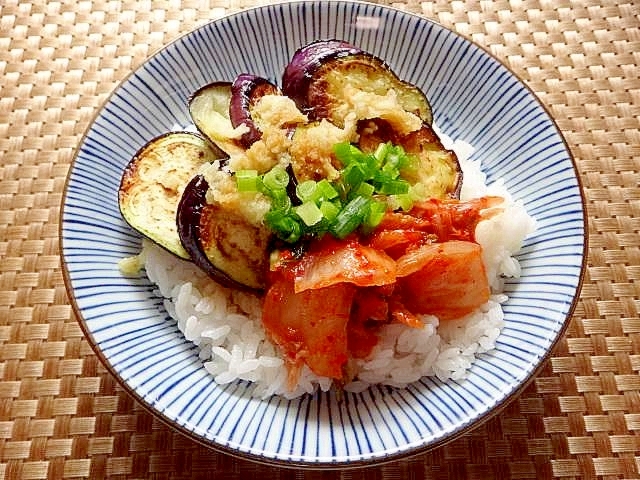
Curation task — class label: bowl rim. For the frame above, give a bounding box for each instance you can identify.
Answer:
[59,0,589,469]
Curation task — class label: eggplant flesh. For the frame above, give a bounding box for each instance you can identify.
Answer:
[189,82,246,157]
[118,132,224,259]
[177,174,270,291]
[311,53,432,126]
[282,41,432,127]
[229,74,281,148]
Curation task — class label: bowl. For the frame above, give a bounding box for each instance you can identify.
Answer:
[60,1,587,467]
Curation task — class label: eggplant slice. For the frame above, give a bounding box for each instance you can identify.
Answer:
[118,132,224,259]
[189,82,246,157]
[282,39,361,108]
[229,74,282,148]
[282,40,433,127]
[177,174,271,291]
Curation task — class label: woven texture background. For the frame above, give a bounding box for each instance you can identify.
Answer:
[1,0,639,478]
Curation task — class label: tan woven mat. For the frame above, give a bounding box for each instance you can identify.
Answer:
[1,0,639,478]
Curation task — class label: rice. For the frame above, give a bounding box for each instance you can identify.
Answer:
[134,133,536,399]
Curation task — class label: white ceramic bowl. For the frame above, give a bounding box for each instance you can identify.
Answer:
[61,1,586,467]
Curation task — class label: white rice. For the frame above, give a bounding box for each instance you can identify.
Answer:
[136,133,536,399]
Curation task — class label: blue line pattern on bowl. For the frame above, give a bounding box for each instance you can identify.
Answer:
[61,1,586,466]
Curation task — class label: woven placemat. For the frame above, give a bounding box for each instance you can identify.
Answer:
[1,0,639,478]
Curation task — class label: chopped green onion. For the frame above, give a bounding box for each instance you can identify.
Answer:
[330,195,371,239]
[269,190,292,213]
[257,141,418,243]
[376,179,410,195]
[266,212,302,243]
[343,162,366,188]
[332,142,353,164]
[236,170,260,192]
[379,164,399,180]
[334,142,368,165]
[385,150,402,168]
[313,179,339,202]
[390,193,414,211]
[295,202,323,226]
[296,180,317,202]
[263,165,289,191]
[319,200,340,222]
[374,142,390,162]
[365,200,387,228]
[354,181,375,198]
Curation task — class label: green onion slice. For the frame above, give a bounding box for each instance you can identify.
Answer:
[295,202,323,226]
[255,141,416,243]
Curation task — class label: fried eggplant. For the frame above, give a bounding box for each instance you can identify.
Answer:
[118,132,224,259]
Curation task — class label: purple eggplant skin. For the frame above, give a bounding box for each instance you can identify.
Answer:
[176,175,217,274]
[282,39,361,114]
[229,74,281,148]
[188,81,246,157]
[176,174,269,292]
[282,39,433,126]
[285,163,302,207]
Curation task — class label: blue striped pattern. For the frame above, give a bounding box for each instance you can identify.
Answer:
[60,1,586,466]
